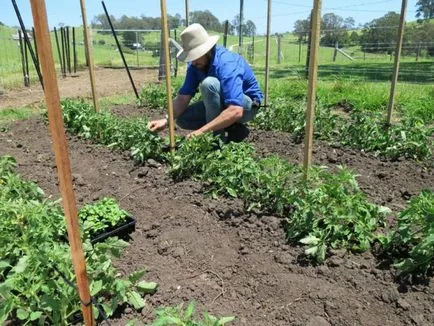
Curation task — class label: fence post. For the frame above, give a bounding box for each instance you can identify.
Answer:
[223,20,229,48]
[416,41,421,62]
[333,41,338,62]
[277,34,281,64]
[298,38,302,63]
[239,0,244,54]
[264,0,272,108]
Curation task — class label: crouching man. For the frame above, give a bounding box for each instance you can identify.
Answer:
[148,23,263,142]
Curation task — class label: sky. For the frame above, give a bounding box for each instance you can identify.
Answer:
[0,0,420,34]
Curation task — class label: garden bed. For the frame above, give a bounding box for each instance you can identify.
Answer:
[1,116,433,326]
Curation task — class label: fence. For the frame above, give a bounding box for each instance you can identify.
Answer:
[0,26,179,90]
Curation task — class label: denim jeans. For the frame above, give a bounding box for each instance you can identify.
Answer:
[176,77,258,133]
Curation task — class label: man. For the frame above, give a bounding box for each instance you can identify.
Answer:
[148,23,263,142]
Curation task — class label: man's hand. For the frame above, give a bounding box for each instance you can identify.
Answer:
[186,129,204,139]
[147,118,168,132]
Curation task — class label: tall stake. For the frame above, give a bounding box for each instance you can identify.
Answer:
[66,26,72,74]
[11,0,43,89]
[102,1,139,99]
[239,0,244,53]
[305,10,313,79]
[264,0,272,108]
[223,20,229,48]
[73,27,77,74]
[185,0,189,26]
[79,0,99,111]
[54,27,64,74]
[303,0,322,180]
[18,31,29,87]
[29,1,95,325]
[386,0,407,126]
[160,0,176,153]
[61,27,66,77]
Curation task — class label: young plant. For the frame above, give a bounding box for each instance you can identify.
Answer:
[380,190,434,276]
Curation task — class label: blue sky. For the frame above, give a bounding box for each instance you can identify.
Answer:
[1,0,420,34]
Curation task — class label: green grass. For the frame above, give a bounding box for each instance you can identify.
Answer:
[0,106,43,123]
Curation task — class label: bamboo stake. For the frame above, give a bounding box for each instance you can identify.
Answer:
[264,0,271,108]
[79,0,99,112]
[386,0,407,126]
[160,0,176,152]
[29,1,95,325]
[303,0,322,180]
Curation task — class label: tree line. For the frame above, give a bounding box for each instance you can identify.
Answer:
[293,0,434,56]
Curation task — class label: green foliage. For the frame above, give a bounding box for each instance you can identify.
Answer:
[286,166,390,262]
[169,136,388,262]
[61,99,165,163]
[79,197,129,237]
[0,156,155,324]
[138,79,183,108]
[339,110,433,160]
[380,190,434,275]
[152,301,235,326]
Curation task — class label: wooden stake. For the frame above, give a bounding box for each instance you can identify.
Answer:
[79,0,99,112]
[303,0,322,180]
[305,10,313,79]
[160,0,176,152]
[264,0,271,107]
[29,1,95,325]
[387,0,407,126]
[223,20,229,48]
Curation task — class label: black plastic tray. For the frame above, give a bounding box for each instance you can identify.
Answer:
[90,216,136,244]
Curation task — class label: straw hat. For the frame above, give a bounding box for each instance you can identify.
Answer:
[176,23,220,62]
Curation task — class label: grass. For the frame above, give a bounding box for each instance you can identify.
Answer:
[0,106,43,123]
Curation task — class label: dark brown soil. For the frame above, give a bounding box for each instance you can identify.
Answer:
[1,111,433,326]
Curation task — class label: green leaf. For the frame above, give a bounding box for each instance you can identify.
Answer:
[91,280,103,296]
[226,187,237,197]
[14,256,29,273]
[30,311,43,321]
[300,235,319,245]
[127,291,146,310]
[218,316,236,325]
[16,308,29,320]
[136,281,158,294]
[0,260,10,270]
[305,246,318,256]
[184,301,195,320]
[128,270,146,284]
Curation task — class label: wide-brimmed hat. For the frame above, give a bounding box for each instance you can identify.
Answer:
[176,23,219,62]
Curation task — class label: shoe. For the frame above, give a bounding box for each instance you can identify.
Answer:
[226,123,250,143]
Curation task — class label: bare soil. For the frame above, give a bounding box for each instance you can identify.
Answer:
[1,105,433,326]
[0,67,157,109]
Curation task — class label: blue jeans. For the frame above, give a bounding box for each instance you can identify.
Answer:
[176,77,258,133]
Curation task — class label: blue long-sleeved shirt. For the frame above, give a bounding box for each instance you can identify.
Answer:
[178,45,263,107]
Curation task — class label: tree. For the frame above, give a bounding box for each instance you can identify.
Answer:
[245,20,256,36]
[360,12,401,53]
[0,21,4,26]
[416,0,434,20]
[320,13,353,46]
[293,18,310,41]
[92,14,116,30]
[190,10,222,32]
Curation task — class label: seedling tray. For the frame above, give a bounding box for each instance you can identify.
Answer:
[90,216,136,244]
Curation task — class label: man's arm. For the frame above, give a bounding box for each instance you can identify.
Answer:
[148,94,192,131]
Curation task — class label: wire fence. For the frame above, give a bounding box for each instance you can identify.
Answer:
[0,27,179,90]
[1,24,433,90]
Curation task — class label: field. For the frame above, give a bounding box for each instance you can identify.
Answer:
[1,59,434,326]
[1,24,433,89]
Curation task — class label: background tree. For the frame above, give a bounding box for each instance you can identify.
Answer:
[190,10,222,32]
[360,12,401,53]
[416,0,434,20]
[293,18,310,41]
[122,31,144,49]
[320,13,354,46]
[244,20,257,36]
